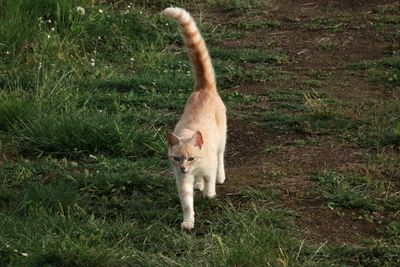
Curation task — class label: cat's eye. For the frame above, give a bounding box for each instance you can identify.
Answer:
[173,157,180,162]
[188,157,195,161]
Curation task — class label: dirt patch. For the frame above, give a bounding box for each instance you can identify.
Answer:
[297,207,380,244]
[226,119,271,167]
[222,139,378,244]
[215,0,400,245]
[217,0,396,66]
[270,140,367,174]
[216,0,398,101]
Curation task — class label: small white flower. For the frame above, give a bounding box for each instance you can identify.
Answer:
[51,27,55,31]
[98,36,101,40]
[76,6,85,15]
[165,23,169,26]
[47,34,51,39]
[99,9,103,13]
[130,57,134,61]
[48,19,51,23]
[6,51,10,55]
[21,252,28,257]
[90,58,95,67]
[94,50,97,54]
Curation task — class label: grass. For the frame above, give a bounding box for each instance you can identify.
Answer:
[312,171,400,212]
[0,1,299,265]
[260,91,360,135]
[227,16,281,30]
[208,0,275,13]
[304,16,352,33]
[350,54,400,88]
[257,90,400,148]
[1,0,400,266]
[0,157,323,266]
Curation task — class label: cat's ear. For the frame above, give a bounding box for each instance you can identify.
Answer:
[167,132,180,147]
[191,131,203,149]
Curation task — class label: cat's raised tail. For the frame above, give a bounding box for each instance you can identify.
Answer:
[163,7,216,91]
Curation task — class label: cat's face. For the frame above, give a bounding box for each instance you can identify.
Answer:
[167,131,203,174]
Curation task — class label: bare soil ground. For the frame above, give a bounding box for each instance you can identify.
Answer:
[213,0,399,245]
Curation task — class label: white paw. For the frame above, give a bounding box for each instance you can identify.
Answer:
[217,176,225,184]
[181,221,194,230]
[194,182,204,191]
[203,192,216,199]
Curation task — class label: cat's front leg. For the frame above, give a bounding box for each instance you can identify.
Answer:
[203,169,217,199]
[176,173,195,230]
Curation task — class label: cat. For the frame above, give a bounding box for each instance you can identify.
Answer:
[163,7,227,230]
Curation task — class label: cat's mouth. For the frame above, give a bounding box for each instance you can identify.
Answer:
[180,167,188,173]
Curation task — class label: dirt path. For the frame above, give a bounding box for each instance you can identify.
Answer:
[215,0,399,244]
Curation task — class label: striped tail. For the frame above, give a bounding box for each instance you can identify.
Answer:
[163,7,216,91]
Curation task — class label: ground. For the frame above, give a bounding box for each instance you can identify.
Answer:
[217,0,399,245]
[0,0,399,266]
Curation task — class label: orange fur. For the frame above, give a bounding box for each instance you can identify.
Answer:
[164,7,227,230]
[164,7,216,91]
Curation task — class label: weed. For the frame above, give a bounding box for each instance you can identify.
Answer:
[304,91,330,115]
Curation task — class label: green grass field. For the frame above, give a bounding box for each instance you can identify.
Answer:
[1,0,399,266]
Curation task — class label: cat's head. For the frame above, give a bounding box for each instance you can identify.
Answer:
[167,131,203,174]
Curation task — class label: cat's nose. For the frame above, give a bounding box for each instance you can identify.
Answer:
[180,167,187,173]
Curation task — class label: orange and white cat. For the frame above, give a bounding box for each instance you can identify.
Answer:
[164,7,227,230]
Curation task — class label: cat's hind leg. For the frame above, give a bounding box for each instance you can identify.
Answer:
[217,133,226,184]
[194,176,204,191]
[203,165,217,199]
[217,151,225,184]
